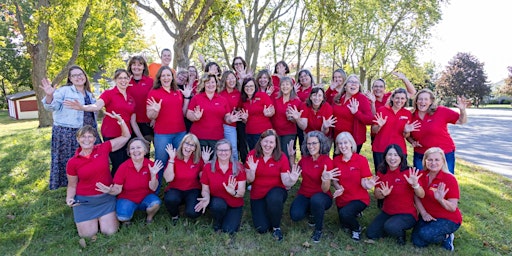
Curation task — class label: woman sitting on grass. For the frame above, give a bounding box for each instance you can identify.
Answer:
[65,112,130,238]
[95,138,163,225]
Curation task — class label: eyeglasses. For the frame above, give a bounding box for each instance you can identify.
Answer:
[216,148,231,153]
[306,142,319,146]
[70,73,85,78]
[117,76,130,80]
[183,142,195,148]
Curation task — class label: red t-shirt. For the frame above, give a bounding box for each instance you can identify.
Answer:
[333,153,372,208]
[127,76,154,123]
[66,141,113,196]
[165,158,204,191]
[271,97,302,136]
[410,106,459,154]
[297,155,333,198]
[372,106,412,153]
[271,75,295,88]
[325,87,340,105]
[246,150,290,200]
[296,85,312,102]
[375,92,392,110]
[418,170,462,224]
[377,169,418,220]
[147,87,186,134]
[219,89,242,127]
[113,158,157,204]
[99,86,135,137]
[300,102,333,134]
[242,92,273,135]
[331,92,373,145]
[200,161,246,207]
[188,93,230,140]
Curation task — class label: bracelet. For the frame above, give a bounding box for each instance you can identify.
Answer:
[168,160,174,164]
[185,96,192,100]
[412,183,420,189]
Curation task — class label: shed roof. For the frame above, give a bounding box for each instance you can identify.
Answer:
[7,90,36,100]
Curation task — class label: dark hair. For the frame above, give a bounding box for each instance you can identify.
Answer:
[231,57,247,70]
[297,69,315,86]
[127,56,149,76]
[301,131,331,156]
[274,60,290,74]
[241,77,258,102]
[153,66,178,90]
[377,144,409,174]
[126,137,150,157]
[205,61,221,75]
[219,70,239,93]
[254,129,282,161]
[372,78,386,88]
[197,73,219,93]
[66,65,91,92]
[113,69,130,80]
[389,88,408,107]
[306,87,326,108]
[332,68,347,81]
[161,48,172,56]
[255,69,272,90]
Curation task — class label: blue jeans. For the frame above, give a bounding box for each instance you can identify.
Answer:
[154,131,186,193]
[116,194,161,221]
[290,193,332,231]
[414,151,455,174]
[163,188,201,218]
[209,197,243,234]
[412,218,461,248]
[223,124,238,161]
[246,133,261,151]
[366,211,417,239]
[337,200,367,231]
[250,187,288,233]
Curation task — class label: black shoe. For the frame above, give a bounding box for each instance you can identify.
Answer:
[171,216,179,226]
[311,230,322,243]
[272,228,283,241]
[351,227,362,241]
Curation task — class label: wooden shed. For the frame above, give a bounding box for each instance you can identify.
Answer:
[7,91,38,120]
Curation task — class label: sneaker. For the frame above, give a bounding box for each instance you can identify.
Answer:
[351,228,362,241]
[272,228,283,241]
[171,216,179,226]
[307,214,315,227]
[442,233,454,251]
[311,230,322,243]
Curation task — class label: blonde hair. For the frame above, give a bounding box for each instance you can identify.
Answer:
[422,147,450,174]
[412,89,438,115]
[177,133,201,164]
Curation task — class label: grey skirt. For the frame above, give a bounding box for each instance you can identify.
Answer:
[73,193,116,223]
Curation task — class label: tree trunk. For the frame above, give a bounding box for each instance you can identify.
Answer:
[174,40,190,69]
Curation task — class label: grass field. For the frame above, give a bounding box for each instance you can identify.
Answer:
[0,111,511,255]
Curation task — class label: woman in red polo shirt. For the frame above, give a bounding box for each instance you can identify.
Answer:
[366,144,425,245]
[195,139,246,234]
[293,69,315,148]
[240,78,275,150]
[163,133,211,225]
[289,131,340,243]
[245,129,300,241]
[219,71,243,161]
[256,69,278,99]
[332,74,374,153]
[290,87,335,138]
[271,60,295,88]
[66,112,130,238]
[412,147,462,251]
[65,69,146,175]
[333,132,379,241]
[367,72,417,115]
[97,138,163,225]
[325,68,347,105]
[408,89,468,174]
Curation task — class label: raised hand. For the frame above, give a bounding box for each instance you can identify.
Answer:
[404,167,423,186]
[293,82,301,92]
[333,185,345,198]
[410,139,423,148]
[240,108,249,121]
[149,160,164,175]
[322,115,337,129]
[180,83,193,98]
[201,146,213,163]
[321,166,341,181]
[286,105,302,120]
[288,164,302,181]
[378,181,393,197]
[364,175,380,190]
[454,95,470,110]
[246,155,259,171]
[364,91,376,103]
[392,71,407,80]
[95,182,112,194]
[227,109,243,123]
[347,98,360,114]
[63,99,83,110]
[165,144,176,162]
[286,140,295,158]
[39,78,55,96]
[434,182,449,202]
[404,120,421,133]
[194,197,209,213]
[191,106,204,121]
[146,97,162,112]
[105,111,123,123]
[373,112,388,128]
[263,105,275,117]
[223,175,237,196]
[266,85,275,96]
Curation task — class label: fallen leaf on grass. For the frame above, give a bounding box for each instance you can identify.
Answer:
[330,242,339,249]
[345,245,354,251]
[302,241,311,248]
[364,239,375,244]
[6,214,15,220]
[79,238,86,248]
[161,245,166,250]
[483,241,489,247]
[91,235,97,242]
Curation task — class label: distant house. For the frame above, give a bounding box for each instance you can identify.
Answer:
[7,90,38,120]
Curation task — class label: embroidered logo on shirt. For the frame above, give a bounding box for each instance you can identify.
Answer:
[269,163,275,167]
[399,116,408,120]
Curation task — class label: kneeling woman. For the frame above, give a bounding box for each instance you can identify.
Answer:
[96,138,163,224]
[195,139,246,234]
[66,112,131,237]
[366,144,424,245]
[412,147,462,251]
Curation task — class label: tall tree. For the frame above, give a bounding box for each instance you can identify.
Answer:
[436,52,491,107]
[498,66,512,98]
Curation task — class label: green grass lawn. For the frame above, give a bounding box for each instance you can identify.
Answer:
[0,110,511,255]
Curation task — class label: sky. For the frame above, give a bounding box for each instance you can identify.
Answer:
[141,0,511,83]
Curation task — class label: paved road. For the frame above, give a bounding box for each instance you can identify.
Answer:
[448,108,512,179]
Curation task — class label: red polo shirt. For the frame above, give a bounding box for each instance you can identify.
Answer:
[242,92,273,135]
[333,153,372,208]
[113,158,157,204]
[300,102,333,134]
[375,92,392,110]
[127,75,154,123]
[246,150,290,200]
[325,87,340,105]
[200,161,246,207]
[297,155,334,198]
[271,97,302,136]
[188,93,230,140]
[332,92,373,145]
[271,75,295,88]
[410,106,459,154]
[66,141,113,196]
[165,158,204,191]
[219,89,242,127]
[377,169,418,220]
[372,105,412,153]
[99,86,135,137]
[147,87,186,134]
[418,170,462,224]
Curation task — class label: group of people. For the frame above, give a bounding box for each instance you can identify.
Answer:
[41,49,467,251]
